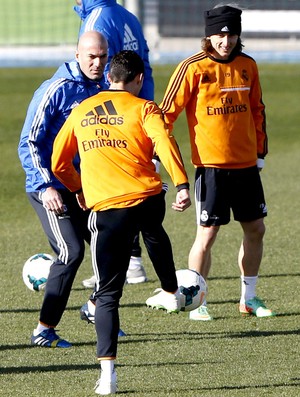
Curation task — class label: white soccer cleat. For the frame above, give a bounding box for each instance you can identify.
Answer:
[94,370,117,395]
[82,275,96,289]
[126,257,147,284]
[146,288,180,313]
[189,305,212,321]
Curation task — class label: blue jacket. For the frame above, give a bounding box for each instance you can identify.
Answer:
[74,0,154,100]
[18,61,108,192]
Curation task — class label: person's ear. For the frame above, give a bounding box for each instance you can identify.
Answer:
[107,73,112,84]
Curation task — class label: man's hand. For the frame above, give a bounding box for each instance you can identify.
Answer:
[172,188,191,212]
[41,187,64,215]
[76,191,88,211]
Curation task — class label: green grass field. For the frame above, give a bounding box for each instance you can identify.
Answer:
[0,0,79,45]
[0,64,300,397]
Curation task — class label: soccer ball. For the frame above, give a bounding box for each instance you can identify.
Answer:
[176,269,207,312]
[22,253,55,292]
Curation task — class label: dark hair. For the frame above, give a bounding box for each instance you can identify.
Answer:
[201,36,243,56]
[109,50,144,83]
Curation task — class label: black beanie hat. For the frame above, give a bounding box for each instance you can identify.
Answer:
[204,6,242,37]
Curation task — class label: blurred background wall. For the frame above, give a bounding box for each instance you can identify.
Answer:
[1,0,300,66]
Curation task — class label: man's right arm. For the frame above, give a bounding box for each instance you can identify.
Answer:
[18,84,58,192]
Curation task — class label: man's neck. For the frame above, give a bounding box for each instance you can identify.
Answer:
[109,82,126,90]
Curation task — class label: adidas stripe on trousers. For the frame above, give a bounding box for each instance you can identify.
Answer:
[89,190,178,359]
[27,190,90,327]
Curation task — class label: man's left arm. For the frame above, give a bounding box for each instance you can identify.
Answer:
[250,66,268,169]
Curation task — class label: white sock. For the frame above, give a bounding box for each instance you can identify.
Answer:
[128,256,142,270]
[34,323,49,336]
[101,359,115,375]
[240,276,258,304]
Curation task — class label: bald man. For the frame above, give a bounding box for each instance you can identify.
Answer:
[18,31,109,348]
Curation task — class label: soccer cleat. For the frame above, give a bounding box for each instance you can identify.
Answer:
[189,305,212,321]
[126,256,147,284]
[94,370,117,395]
[82,260,148,287]
[146,288,180,313]
[80,301,126,336]
[126,263,147,284]
[82,274,96,289]
[117,329,127,337]
[239,296,275,318]
[31,328,72,348]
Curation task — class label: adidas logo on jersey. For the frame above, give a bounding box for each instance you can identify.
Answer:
[81,100,124,127]
[123,23,139,51]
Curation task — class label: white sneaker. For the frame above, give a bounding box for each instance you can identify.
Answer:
[82,275,96,289]
[126,256,147,284]
[126,266,147,284]
[83,260,147,287]
[146,288,180,313]
[94,370,117,395]
[189,305,212,321]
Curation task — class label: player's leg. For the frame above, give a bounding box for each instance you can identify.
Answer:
[188,225,218,320]
[189,167,224,276]
[231,166,274,317]
[28,190,87,347]
[189,167,228,320]
[82,234,147,287]
[189,225,218,279]
[140,192,180,313]
[238,219,274,316]
[82,231,147,289]
[89,208,135,394]
[126,232,147,284]
[238,218,265,277]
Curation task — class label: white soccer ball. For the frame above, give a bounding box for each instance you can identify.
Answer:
[22,253,55,292]
[176,269,207,312]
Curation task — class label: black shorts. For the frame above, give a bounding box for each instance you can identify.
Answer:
[194,166,267,226]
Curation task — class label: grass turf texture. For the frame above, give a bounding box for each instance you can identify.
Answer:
[0,0,79,45]
[0,64,300,396]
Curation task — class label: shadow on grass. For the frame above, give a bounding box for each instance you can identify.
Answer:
[136,380,300,394]
[1,302,299,315]
[0,302,146,314]
[1,363,299,393]
[71,272,300,292]
[116,328,300,343]
[0,363,98,375]
[1,327,299,353]
[208,272,300,281]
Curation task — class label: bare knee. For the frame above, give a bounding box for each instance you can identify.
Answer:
[241,219,265,242]
[196,225,220,250]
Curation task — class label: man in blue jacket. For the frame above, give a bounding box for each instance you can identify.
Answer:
[74,0,154,100]
[18,31,109,348]
[74,0,155,289]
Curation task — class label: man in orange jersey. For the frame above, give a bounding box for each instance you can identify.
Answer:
[75,0,155,288]
[160,5,275,321]
[52,50,190,395]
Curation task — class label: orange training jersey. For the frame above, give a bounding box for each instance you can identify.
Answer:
[52,90,188,211]
[160,51,268,169]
